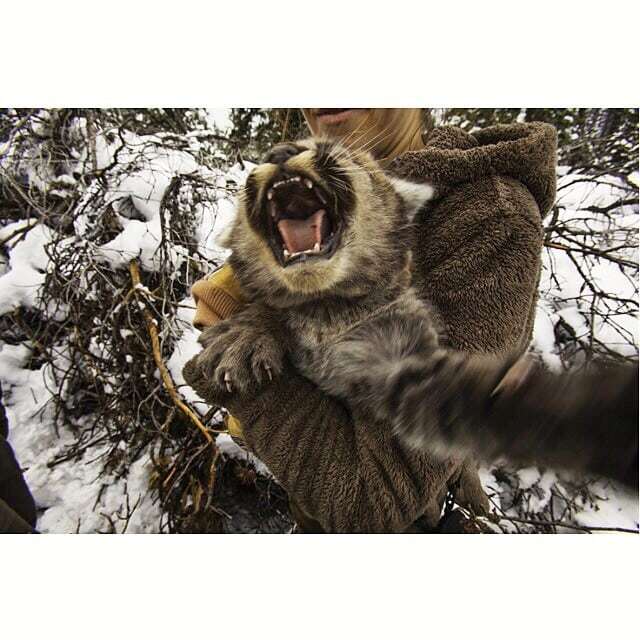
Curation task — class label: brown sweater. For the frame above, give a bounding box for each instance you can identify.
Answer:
[183,122,558,532]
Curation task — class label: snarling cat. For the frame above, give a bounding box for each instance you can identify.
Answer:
[196,139,638,489]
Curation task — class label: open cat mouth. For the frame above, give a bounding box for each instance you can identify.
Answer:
[264,173,341,267]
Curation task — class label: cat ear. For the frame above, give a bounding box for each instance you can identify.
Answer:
[389,177,435,220]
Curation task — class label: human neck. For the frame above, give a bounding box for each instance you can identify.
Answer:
[375,121,425,166]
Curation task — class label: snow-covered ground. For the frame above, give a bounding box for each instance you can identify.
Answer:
[0,117,637,533]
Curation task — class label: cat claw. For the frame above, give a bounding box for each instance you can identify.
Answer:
[265,366,273,382]
[224,371,233,393]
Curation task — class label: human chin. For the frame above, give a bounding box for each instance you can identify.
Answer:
[314,108,370,136]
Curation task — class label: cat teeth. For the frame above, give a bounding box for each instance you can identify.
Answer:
[314,187,327,205]
[272,176,304,190]
[283,243,324,263]
[269,176,319,206]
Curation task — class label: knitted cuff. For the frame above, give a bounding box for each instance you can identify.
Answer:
[192,283,244,329]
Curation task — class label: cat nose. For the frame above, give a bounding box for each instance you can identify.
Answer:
[264,143,303,165]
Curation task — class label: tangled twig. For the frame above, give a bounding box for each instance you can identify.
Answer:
[128,259,215,445]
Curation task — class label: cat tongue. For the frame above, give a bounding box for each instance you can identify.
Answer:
[277,209,326,254]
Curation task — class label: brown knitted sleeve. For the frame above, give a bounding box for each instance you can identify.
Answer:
[182,359,487,532]
[413,176,545,356]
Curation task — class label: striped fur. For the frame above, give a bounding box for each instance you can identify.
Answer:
[198,139,638,490]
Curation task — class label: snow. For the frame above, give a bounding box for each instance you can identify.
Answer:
[215,434,272,478]
[165,295,205,407]
[572,481,639,531]
[205,109,233,134]
[532,301,562,370]
[532,168,638,361]
[0,222,55,314]
[0,343,160,533]
[96,217,166,271]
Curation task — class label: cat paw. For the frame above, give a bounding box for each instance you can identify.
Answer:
[198,323,284,394]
